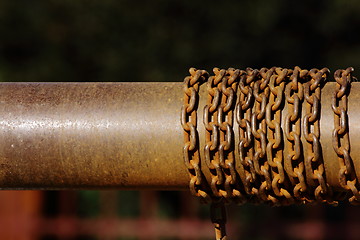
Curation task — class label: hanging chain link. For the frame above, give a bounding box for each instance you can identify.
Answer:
[303,68,335,204]
[236,68,258,200]
[211,202,228,240]
[283,66,308,203]
[204,68,227,199]
[182,68,211,203]
[266,67,295,205]
[218,68,246,203]
[332,67,360,204]
[251,68,276,203]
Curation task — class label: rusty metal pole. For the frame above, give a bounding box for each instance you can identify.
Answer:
[0,82,188,190]
[321,82,360,192]
[0,81,357,191]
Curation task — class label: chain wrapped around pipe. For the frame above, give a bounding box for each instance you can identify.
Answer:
[181,68,211,203]
[218,68,245,204]
[203,68,226,200]
[266,68,294,205]
[251,68,275,204]
[236,68,257,200]
[182,66,360,204]
[303,68,335,204]
[182,66,360,239]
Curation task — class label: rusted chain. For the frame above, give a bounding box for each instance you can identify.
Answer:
[218,68,246,203]
[236,68,258,201]
[182,68,211,202]
[251,68,275,204]
[182,66,360,240]
[183,66,360,208]
[283,67,308,203]
[332,67,360,204]
[303,68,335,204]
[204,68,226,199]
[266,68,294,205]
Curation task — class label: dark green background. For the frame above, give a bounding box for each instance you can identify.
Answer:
[0,0,359,83]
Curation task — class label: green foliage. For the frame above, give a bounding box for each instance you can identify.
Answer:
[0,0,360,82]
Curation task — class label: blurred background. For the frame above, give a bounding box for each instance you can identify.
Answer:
[0,0,360,239]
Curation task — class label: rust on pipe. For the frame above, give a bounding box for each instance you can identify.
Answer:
[0,83,188,190]
[0,82,358,191]
[321,82,360,191]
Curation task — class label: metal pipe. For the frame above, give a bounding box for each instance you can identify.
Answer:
[321,82,360,190]
[0,82,357,191]
[0,82,187,190]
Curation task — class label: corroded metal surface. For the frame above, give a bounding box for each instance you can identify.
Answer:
[0,82,188,190]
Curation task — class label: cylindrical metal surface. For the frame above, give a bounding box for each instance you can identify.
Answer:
[0,82,358,191]
[0,83,187,190]
[321,82,360,190]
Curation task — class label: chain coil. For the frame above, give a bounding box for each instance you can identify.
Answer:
[266,68,294,205]
[182,68,211,203]
[251,68,276,203]
[236,68,258,200]
[303,68,336,204]
[182,66,360,239]
[218,68,246,203]
[183,66,360,204]
[204,68,227,199]
[283,66,307,202]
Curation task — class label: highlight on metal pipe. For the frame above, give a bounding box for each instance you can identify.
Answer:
[0,82,188,190]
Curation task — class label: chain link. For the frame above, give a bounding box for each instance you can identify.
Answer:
[218,68,246,203]
[251,67,276,203]
[332,67,360,204]
[283,66,308,203]
[236,68,258,200]
[182,68,211,203]
[266,67,295,205]
[211,202,227,240]
[204,68,227,198]
[303,68,335,204]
